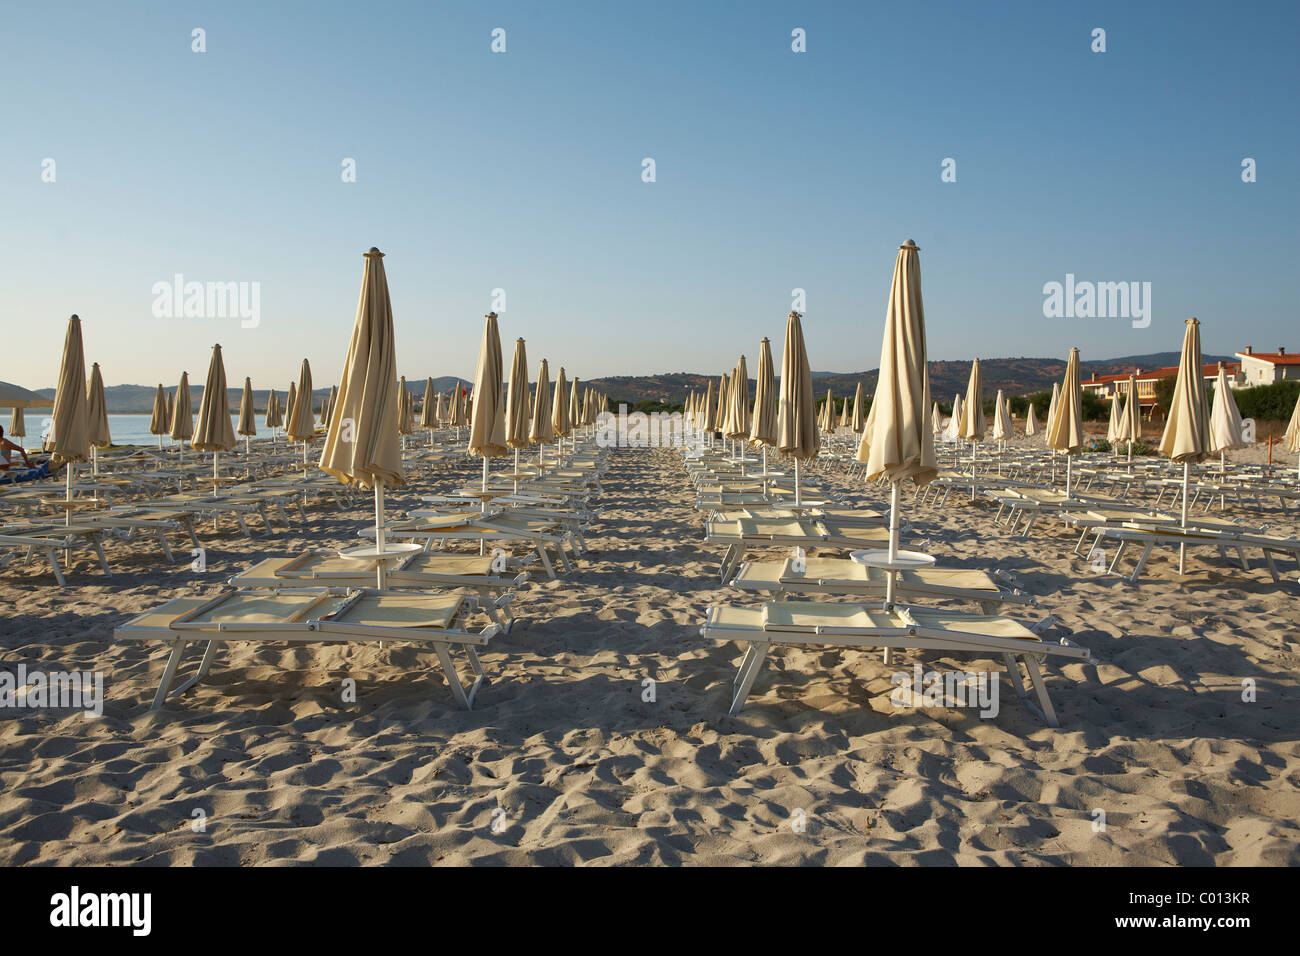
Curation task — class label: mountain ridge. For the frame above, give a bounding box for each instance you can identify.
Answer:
[37,353,1233,413]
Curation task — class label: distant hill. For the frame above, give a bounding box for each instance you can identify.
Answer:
[585,352,1234,405]
[37,377,473,415]
[38,353,1233,413]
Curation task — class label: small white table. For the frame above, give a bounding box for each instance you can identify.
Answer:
[850,548,935,604]
[337,542,422,588]
[851,548,934,664]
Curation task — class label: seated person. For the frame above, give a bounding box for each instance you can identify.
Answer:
[0,425,31,471]
[0,425,50,483]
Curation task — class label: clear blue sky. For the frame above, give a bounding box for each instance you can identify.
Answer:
[3,0,1296,392]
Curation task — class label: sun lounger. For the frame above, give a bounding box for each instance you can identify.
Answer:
[0,523,112,585]
[700,600,1089,725]
[1091,522,1300,583]
[115,587,505,711]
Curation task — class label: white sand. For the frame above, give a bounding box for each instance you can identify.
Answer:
[2,446,1298,865]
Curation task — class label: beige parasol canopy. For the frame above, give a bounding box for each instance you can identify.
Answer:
[851,382,865,433]
[567,376,581,432]
[1106,389,1124,444]
[1118,373,1140,445]
[398,377,414,435]
[453,385,468,428]
[1158,319,1210,463]
[149,384,169,436]
[286,359,315,442]
[285,381,296,429]
[725,355,750,439]
[991,388,1013,441]
[86,362,112,448]
[469,313,508,457]
[192,344,237,452]
[1208,362,1246,455]
[959,358,985,440]
[713,374,729,433]
[530,359,554,444]
[48,315,90,464]
[420,377,437,429]
[749,338,777,447]
[505,337,531,449]
[0,381,52,410]
[170,371,194,442]
[8,407,25,440]
[1283,392,1300,453]
[1044,381,1060,440]
[947,392,962,440]
[858,239,936,486]
[777,311,819,461]
[265,389,281,429]
[237,376,256,437]
[324,384,338,428]
[551,366,571,438]
[1025,400,1038,437]
[1047,348,1085,455]
[1159,318,1212,572]
[319,247,405,490]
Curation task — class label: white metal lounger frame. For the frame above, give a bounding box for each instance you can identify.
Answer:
[1091,525,1300,584]
[0,527,112,584]
[116,587,506,711]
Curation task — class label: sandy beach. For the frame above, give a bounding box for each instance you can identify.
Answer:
[2,441,1296,866]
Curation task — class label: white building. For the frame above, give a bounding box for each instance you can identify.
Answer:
[1234,346,1300,386]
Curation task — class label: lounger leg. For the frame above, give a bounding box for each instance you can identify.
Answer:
[44,547,67,587]
[433,642,473,710]
[1002,653,1028,698]
[1074,526,1089,556]
[555,541,575,573]
[93,538,112,576]
[534,542,556,580]
[719,543,739,583]
[1130,542,1155,583]
[150,640,190,710]
[1107,539,1128,575]
[1022,655,1059,727]
[1262,550,1280,583]
[729,641,770,715]
[463,647,487,707]
[156,530,175,563]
